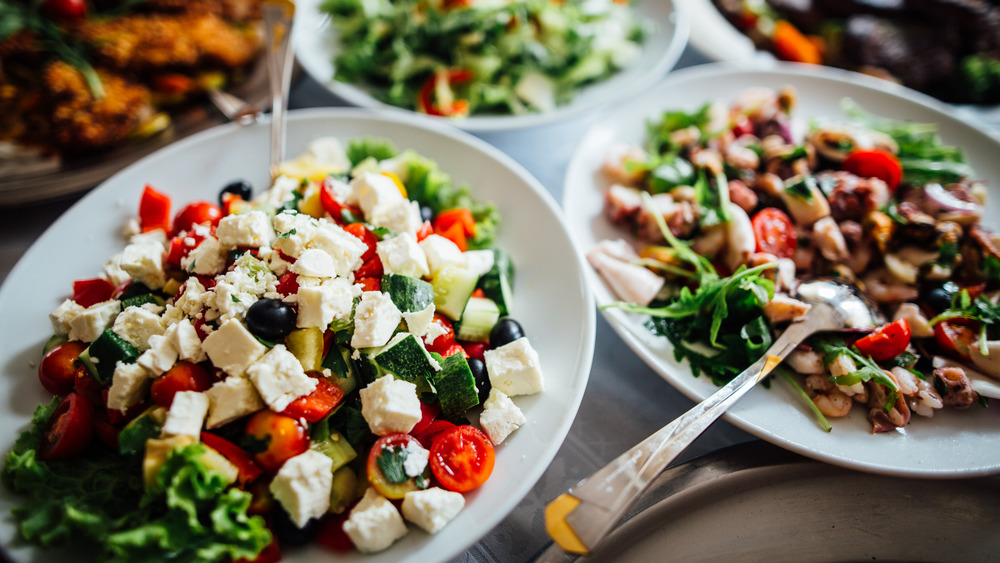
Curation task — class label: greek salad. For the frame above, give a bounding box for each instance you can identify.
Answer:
[4,136,543,560]
[323,0,649,116]
[589,86,1000,433]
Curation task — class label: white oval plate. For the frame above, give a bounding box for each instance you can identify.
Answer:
[563,63,1000,478]
[0,108,596,562]
[291,0,689,132]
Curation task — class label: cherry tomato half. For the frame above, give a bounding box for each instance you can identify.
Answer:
[367,433,426,499]
[172,201,222,236]
[751,207,797,259]
[315,512,354,552]
[843,149,903,192]
[429,425,494,493]
[853,318,911,362]
[423,313,457,356]
[201,432,263,485]
[343,223,378,262]
[39,392,94,461]
[280,377,345,423]
[150,361,214,407]
[414,419,455,449]
[934,318,978,360]
[244,410,310,473]
[39,341,88,396]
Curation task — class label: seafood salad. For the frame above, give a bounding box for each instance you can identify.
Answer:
[589,86,1000,433]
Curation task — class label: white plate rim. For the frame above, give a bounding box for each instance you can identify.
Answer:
[290,0,690,132]
[0,107,597,562]
[563,61,1000,478]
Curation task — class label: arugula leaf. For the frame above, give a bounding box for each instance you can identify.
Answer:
[376,445,409,484]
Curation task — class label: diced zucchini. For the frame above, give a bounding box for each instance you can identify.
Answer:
[432,265,480,321]
[80,329,141,386]
[322,344,359,395]
[120,293,165,310]
[311,430,357,472]
[329,466,359,514]
[456,297,500,343]
[429,354,479,418]
[286,327,325,372]
[374,333,439,382]
[382,274,435,313]
[478,248,515,316]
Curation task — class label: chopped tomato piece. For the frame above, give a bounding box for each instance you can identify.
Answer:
[423,314,457,355]
[280,377,345,422]
[344,223,379,262]
[414,420,456,449]
[416,220,434,242]
[320,178,358,224]
[39,341,88,396]
[274,272,300,296]
[172,201,222,235]
[429,425,494,492]
[39,392,94,461]
[410,401,442,436]
[103,389,146,426]
[139,184,172,233]
[843,149,903,191]
[72,278,114,308]
[355,256,384,280]
[150,361,214,407]
[433,208,476,238]
[244,410,310,473]
[201,432,263,485]
[357,277,381,292]
[316,512,354,552]
[751,207,797,259]
[437,221,468,252]
[461,341,488,361]
[934,318,978,360]
[471,288,486,299]
[853,318,911,362]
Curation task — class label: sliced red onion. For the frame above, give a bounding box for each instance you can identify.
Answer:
[924,183,981,214]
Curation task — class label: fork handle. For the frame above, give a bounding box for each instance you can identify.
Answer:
[547,319,817,554]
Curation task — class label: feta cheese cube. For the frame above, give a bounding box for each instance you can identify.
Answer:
[359,375,422,435]
[376,233,430,279]
[463,249,496,278]
[401,487,465,534]
[180,236,227,276]
[173,277,207,318]
[257,175,301,208]
[107,362,150,412]
[162,391,209,438]
[296,277,354,329]
[273,211,318,259]
[484,337,544,397]
[310,222,367,276]
[370,199,423,236]
[350,173,405,221]
[420,234,465,274]
[50,298,85,337]
[202,318,266,376]
[113,305,166,351]
[479,389,526,445]
[403,441,429,477]
[402,304,436,337]
[246,345,318,412]
[343,488,408,553]
[306,137,351,172]
[120,241,166,289]
[103,252,132,286]
[351,291,402,349]
[68,300,121,343]
[216,210,274,249]
[166,319,206,363]
[290,248,338,278]
[129,229,168,248]
[137,333,178,375]
[270,450,334,528]
[206,376,265,428]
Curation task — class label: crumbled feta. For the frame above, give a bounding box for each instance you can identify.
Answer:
[359,375,422,435]
[161,391,209,438]
[296,277,355,329]
[173,277,207,317]
[129,229,168,248]
[205,376,265,428]
[201,318,266,376]
[351,172,405,220]
[273,211,318,259]
[166,319,206,363]
[370,199,423,236]
[257,175,300,208]
[463,249,496,278]
[351,291,402,349]
[343,488,408,553]
[137,333,178,375]
[216,210,274,249]
[306,137,351,172]
[180,236,227,276]
[310,222,367,276]
[290,248,338,278]
[479,389,526,445]
[484,337,544,397]
[113,305,166,351]
[103,252,132,286]
[50,298,85,337]
[403,441,429,477]
[420,234,465,274]
[401,487,465,534]
[107,362,150,412]
[246,345,318,412]
[270,450,334,528]
[402,304,436,337]
[376,233,430,279]
[68,300,121,343]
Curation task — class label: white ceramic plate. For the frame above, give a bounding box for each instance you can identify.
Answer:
[563,63,1000,478]
[0,109,596,561]
[291,0,689,132]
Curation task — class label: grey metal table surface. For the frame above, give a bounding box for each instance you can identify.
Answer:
[0,47,754,562]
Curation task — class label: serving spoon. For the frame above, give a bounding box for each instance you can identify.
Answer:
[544,279,884,556]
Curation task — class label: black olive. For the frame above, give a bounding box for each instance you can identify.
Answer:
[420,205,434,223]
[246,298,297,341]
[272,507,318,546]
[469,357,490,403]
[219,179,253,206]
[489,317,524,349]
[923,286,954,314]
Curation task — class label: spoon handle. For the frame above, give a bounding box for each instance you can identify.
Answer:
[263,1,296,174]
[545,319,818,555]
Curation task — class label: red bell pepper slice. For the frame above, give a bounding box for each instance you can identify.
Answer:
[417,69,473,117]
[843,148,903,191]
[853,318,911,362]
[201,432,263,485]
[433,207,476,237]
[72,278,114,308]
[139,184,172,233]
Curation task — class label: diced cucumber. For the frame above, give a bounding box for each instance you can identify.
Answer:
[80,329,141,386]
[352,351,381,386]
[119,406,166,457]
[42,334,68,355]
[286,327,325,372]
[429,354,479,418]
[382,274,434,313]
[311,430,357,472]
[478,248,515,316]
[456,297,500,343]
[120,293,165,310]
[374,333,439,382]
[329,465,360,514]
[322,344,359,395]
[432,265,480,321]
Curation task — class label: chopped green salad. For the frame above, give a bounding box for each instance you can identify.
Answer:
[322,0,649,116]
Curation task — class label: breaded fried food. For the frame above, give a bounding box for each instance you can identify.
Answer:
[45,61,153,149]
[142,0,263,22]
[77,12,260,73]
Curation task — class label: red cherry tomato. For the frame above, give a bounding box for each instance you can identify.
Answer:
[39,341,88,396]
[853,318,911,362]
[38,392,94,461]
[357,277,381,292]
[354,256,384,280]
[75,369,104,406]
[731,114,755,137]
[410,401,441,436]
[934,318,978,360]
[316,512,354,552]
[93,417,120,450]
[103,388,146,426]
[150,361,214,407]
[44,0,87,21]
[343,223,379,262]
[172,201,222,236]
[274,272,300,296]
[751,207,797,259]
[414,419,455,449]
[280,377,345,423]
[72,278,114,308]
[367,433,425,499]
[842,149,902,191]
[138,184,172,233]
[416,221,434,242]
[244,410,310,473]
[461,341,488,361]
[423,313,457,355]
[429,425,494,493]
[201,432,263,485]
